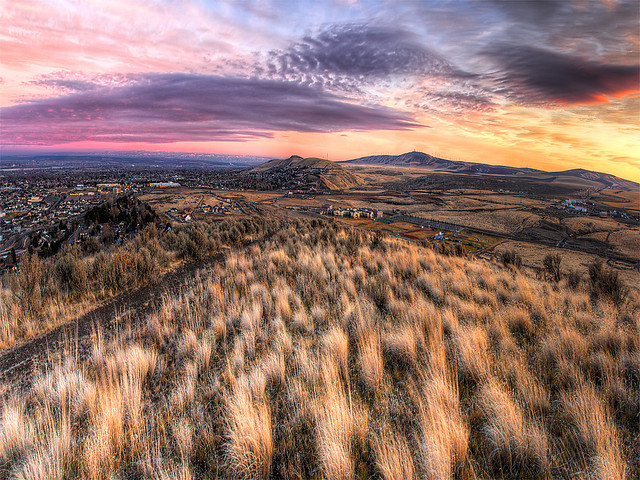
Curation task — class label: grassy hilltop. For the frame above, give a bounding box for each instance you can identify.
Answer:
[0,218,638,479]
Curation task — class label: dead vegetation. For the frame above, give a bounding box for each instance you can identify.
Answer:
[0,218,638,479]
[0,218,275,349]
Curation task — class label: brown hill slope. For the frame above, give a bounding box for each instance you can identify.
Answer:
[0,218,637,479]
[251,155,364,190]
[345,151,639,191]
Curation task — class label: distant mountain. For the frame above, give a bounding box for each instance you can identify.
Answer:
[343,151,638,191]
[251,155,364,190]
[343,151,541,175]
[345,151,445,168]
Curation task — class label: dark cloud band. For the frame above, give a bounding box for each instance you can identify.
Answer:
[1,74,420,145]
[486,45,639,105]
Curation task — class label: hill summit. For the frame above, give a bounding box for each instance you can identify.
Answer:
[251,155,363,190]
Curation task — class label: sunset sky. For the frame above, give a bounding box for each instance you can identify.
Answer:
[1,0,639,180]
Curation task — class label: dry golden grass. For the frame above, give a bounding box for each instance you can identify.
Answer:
[607,228,640,260]
[0,218,637,479]
[0,218,275,350]
[225,374,273,479]
[598,189,640,211]
[477,379,548,476]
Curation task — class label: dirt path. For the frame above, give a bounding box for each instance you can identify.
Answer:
[0,254,223,392]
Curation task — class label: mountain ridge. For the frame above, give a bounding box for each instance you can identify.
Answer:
[342,151,639,190]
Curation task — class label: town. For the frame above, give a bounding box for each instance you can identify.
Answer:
[0,165,308,270]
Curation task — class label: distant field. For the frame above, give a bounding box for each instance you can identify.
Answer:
[142,183,637,280]
[140,188,217,211]
[333,218,417,232]
[598,189,640,211]
[415,209,541,236]
[607,228,640,260]
[493,240,640,287]
[561,216,621,235]
[235,191,282,202]
[330,218,502,253]
[401,228,438,240]
[277,197,324,208]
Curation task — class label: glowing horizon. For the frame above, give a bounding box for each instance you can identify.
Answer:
[1,1,639,182]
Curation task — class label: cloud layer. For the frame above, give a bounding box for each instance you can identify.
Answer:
[1,74,419,144]
[486,45,640,105]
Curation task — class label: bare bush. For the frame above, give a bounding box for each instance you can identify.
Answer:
[501,250,522,269]
[543,254,562,282]
[589,259,626,304]
[12,253,43,316]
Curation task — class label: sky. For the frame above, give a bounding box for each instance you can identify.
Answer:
[1,0,639,181]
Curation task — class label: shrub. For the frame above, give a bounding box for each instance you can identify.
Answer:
[543,254,561,282]
[55,252,89,298]
[13,253,43,316]
[501,250,522,269]
[566,269,581,289]
[589,259,625,303]
[83,237,102,254]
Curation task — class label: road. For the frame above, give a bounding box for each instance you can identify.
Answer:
[389,212,639,269]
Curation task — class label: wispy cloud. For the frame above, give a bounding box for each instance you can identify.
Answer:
[414,90,497,114]
[27,72,142,94]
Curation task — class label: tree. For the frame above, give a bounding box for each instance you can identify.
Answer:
[543,254,562,282]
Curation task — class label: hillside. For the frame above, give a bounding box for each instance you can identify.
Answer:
[0,218,637,479]
[251,155,363,190]
[550,168,640,191]
[345,151,639,191]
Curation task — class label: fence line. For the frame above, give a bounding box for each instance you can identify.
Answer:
[390,214,463,233]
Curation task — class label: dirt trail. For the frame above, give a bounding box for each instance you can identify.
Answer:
[0,255,222,392]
